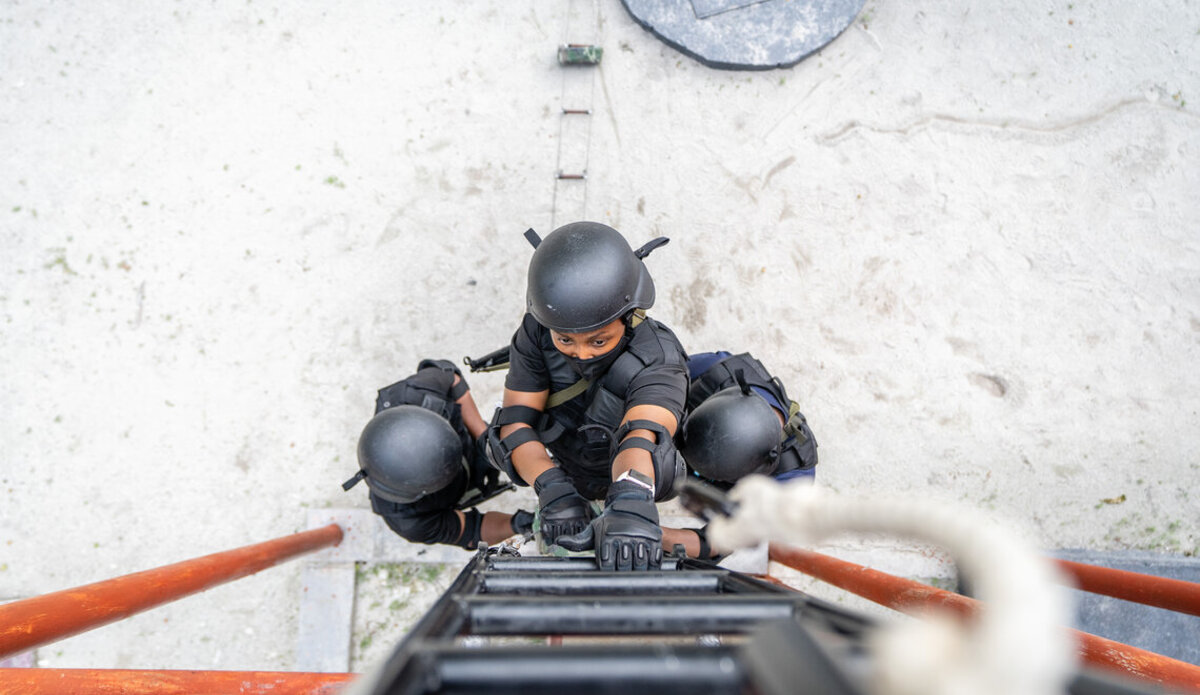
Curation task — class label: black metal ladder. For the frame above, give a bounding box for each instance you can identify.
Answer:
[350,549,879,695]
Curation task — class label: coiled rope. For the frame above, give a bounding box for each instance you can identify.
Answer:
[707,476,1076,695]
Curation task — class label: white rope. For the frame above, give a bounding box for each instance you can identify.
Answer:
[708,476,1076,695]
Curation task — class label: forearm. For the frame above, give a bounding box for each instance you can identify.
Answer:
[662,527,701,557]
[499,387,555,483]
[453,375,488,439]
[502,431,554,482]
[662,527,720,559]
[480,512,516,544]
[612,439,656,482]
[612,403,679,483]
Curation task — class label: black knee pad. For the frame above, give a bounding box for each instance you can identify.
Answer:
[613,419,686,502]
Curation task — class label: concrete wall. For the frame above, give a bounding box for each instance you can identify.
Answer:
[1,0,1197,670]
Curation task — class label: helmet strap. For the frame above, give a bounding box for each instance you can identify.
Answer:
[341,469,367,491]
[633,236,669,259]
[733,368,752,396]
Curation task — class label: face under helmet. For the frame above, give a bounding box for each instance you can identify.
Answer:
[525,221,665,333]
[353,405,463,504]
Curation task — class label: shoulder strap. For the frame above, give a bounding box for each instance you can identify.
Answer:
[548,311,651,408]
[688,352,781,408]
[781,400,811,445]
[547,378,591,408]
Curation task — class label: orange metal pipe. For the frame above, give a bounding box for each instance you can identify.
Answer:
[0,524,343,659]
[769,544,1200,693]
[0,668,355,695]
[1054,558,1200,617]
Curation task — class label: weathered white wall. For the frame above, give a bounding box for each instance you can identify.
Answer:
[1,0,1197,671]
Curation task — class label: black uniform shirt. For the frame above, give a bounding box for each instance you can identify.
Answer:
[505,313,688,420]
[504,313,688,494]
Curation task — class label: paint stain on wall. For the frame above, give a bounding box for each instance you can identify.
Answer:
[669,277,716,332]
[968,372,1008,397]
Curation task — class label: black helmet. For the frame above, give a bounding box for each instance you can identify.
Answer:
[679,384,783,484]
[353,405,463,503]
[525,221,666,333]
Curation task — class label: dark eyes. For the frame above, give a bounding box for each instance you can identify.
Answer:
[556,335,610,348]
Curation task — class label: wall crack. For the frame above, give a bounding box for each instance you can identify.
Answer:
[818,97,1198,144]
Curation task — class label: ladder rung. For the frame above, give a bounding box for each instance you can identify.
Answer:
[433,645,744,694]
[465,595,799,635]
[481,570,723,595]
[486,556,679,572]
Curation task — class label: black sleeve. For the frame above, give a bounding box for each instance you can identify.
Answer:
[372,498,464,546]
[504,314,551,393]
[625,361,689,425]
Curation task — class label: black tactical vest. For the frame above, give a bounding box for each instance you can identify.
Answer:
[535,318,686,494]
[686,353,818,475]
[372,365,492,510]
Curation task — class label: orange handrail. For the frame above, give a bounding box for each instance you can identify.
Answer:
[1055,558,1200,617]
[769,544,1200,693]
[0,668,354,695]
[0,524,343,659]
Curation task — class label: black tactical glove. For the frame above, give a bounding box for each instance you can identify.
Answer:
[510,509,534,536]
[533,467,593,545]
[557,479,663,571]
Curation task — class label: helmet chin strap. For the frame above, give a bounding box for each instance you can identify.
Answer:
[733,368,752,395]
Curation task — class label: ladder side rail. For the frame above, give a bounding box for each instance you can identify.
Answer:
[770,544,1200,693]
[678,558,881,638]
[0,668,354,695]
[359,549,490,695]
[0,524,343,660]
[1054,558,1200,617]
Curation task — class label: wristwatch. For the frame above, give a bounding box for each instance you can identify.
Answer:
[614,469,655,495]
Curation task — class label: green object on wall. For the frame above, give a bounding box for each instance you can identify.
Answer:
[557,44,603,65]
